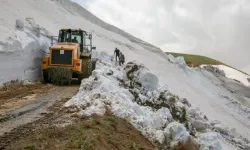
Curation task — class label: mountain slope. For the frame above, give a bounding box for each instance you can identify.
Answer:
[167,52,225,67]
[0,0,168,85]
[167,52,249,75]
[61,0,165,56]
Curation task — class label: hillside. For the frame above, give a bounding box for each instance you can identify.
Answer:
[0,0,167,85]
[167,52,249,76]
[167,52,224,67]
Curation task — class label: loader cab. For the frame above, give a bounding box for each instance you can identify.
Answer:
[57,29,95,55]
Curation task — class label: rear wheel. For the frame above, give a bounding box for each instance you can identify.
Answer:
[78,74,84,84]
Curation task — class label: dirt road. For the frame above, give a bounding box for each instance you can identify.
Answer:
[0,82,79,136]
[0,82,155,150]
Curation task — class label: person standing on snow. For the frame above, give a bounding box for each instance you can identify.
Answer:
[114,48,120,62]
[119,53,125,66]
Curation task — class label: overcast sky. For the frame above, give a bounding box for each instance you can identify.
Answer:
[72,0,250,74]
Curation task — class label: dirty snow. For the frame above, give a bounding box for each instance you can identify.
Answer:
[64,54,249,149]
[201,65,250,87]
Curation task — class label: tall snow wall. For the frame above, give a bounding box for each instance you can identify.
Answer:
[0,19,51,85]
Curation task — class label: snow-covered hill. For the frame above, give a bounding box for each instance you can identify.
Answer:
[0,0,166,85]
[0,0,250,149]
[201,65,250,87]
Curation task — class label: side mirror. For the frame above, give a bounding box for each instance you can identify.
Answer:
[89,34,92,39]
[92,46,96,50]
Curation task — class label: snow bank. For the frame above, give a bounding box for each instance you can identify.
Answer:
[198,132,222,150]
[64,60,170,144]
[167,54,186,68]
[201,65,250,87]
[164,122,190,144]
[0,17,51,85]
[203,65,226,77]
[64,55,248,149]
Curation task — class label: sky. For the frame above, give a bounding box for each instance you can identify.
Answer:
[72,0,250,74]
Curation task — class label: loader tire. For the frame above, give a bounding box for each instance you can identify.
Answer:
[92,60,97,71]
[87,60,92,76]
[43,71,50,83]
[78,74,84,84]
[81,59,92,78]
[48,67,72,85]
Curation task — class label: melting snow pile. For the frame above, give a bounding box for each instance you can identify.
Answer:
[64,54,249,150]
[203,65,226,77]
[202,65,250,87]
[167,54,186,68]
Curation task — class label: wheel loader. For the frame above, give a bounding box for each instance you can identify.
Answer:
[42,28,97,84]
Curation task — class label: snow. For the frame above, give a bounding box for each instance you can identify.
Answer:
[164,122,190,143]
[188,107,201,116]
[198,132,222,150]
[123,61,159,91]
[0,0,250,149]
[192,120,209,130]
[64,57,248,149]
[201,65,250,87]
[64,60,172,144]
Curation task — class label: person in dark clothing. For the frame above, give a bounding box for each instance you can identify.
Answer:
[72,37,78,43]
[114,48,120,61]
[119,53,125,66]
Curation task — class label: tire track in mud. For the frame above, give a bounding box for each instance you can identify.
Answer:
[0,84,79,136]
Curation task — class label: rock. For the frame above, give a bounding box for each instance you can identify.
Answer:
[16,19,24,29]
[192,120,208,130]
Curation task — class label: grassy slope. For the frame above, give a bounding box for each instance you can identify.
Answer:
[6,113,155,150]
[167,52,249,75]
[167,52,226,67]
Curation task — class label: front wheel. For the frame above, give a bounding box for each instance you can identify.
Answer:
[43,71,50,83]
[92,60,97,71]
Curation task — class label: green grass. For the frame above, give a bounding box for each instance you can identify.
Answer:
[167,52,225,67]
[166,52,249,75]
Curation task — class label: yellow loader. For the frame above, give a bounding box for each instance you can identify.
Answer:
[42,29,96,84]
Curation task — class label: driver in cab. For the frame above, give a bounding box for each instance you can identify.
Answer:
[72,37,78,43]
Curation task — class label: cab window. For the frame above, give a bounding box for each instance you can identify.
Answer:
[71,31,82,44]
[58,31,70,42]
[71,35,81,43]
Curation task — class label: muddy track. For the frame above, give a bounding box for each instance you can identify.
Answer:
[0,83,155,150]
[0,83,79,136]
